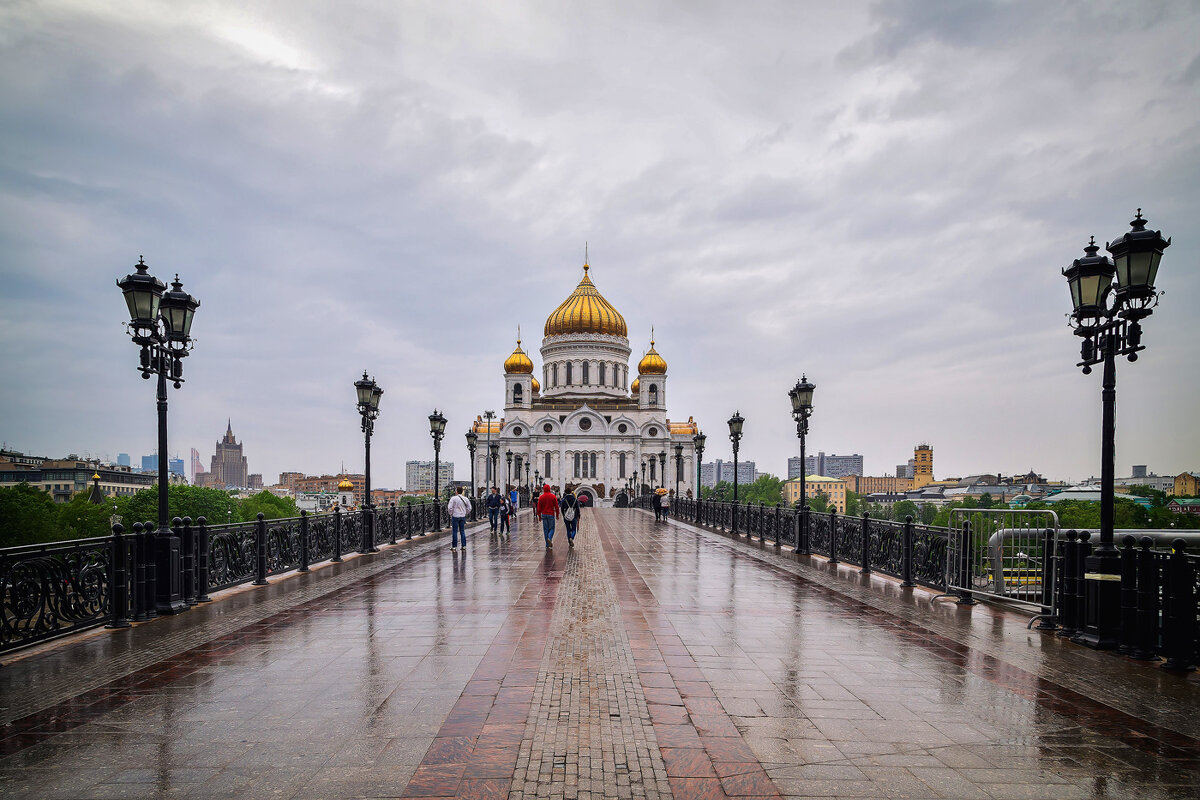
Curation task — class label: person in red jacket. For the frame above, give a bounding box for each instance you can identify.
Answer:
[536,483,560,549]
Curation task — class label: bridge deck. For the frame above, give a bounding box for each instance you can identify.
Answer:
[2,510,1198,799]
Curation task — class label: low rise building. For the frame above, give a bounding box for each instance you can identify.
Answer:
[784,475,847,514]
[1167,498,1200,515]
[0,453,156,502]
[1173,472,1200,497]
[842,474,913,496]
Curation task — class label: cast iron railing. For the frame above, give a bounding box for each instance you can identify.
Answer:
[0,499,447,655]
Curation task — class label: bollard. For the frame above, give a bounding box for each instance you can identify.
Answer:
[132,522,149,621]
[389,502,397,545]
[828,508,839,565]
[1161,539,1196,672]
[298,510,310,573]
[1036,528,1058,630]
[1119,535,1138,654]
[195,517,211,602]
[253,513,268,586]
[332,507,344,562]
[181,517,196,606]
[106,523,131,629]
[1065,532,1084,638]
[860,512,871,574]
[901,515,915,588]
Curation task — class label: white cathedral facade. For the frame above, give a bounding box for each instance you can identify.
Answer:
[471,260,700,506]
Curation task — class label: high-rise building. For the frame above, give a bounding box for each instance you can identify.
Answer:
[278,471,305,490]
[168,457,185,478]
[190,448,204,481]
[799,452,863,480]
[209,420,249,488]
[140,454,157,473]
[700,459,756,488]
[247,473,263,490]
[1131,465,1148,478]
[406,460,454,495]
[117,453,131,467]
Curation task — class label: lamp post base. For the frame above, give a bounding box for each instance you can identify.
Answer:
[1073,550,1121,650]
[153,532,189,615]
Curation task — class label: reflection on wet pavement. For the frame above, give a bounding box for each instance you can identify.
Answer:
[1,510,1197,799]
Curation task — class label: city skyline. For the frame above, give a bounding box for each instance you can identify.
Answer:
[1,3,1198,488]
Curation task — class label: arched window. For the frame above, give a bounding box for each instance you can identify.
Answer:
[650,459,657,481]
[544,452,552,478]
[649,384,658,405]
[566,362,573,385]
[619,452,626,478]
[513,383,523,404]
[590,453,597,478]
[599,362,606,386]
[582,361,590,385]
[552,363,558,387]
[574,453,581,478]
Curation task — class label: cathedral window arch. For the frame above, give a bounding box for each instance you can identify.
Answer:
[545,452,552,478]
[552,363,559,387]
[574,453,581,478]
[599,362,606,386]
[649,384,658,405]
[619,452,626,478]
[590,453,597,478]
[566,362,573,386]
[582,361,589,385]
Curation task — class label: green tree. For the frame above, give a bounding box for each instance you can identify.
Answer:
[58,492,120,540]
[0,483,62,547]
[806,492,830,513]
[239,491,299,521]
[1128,485,1168,508]
[891,500,919,522]
[919,503,937,525]
[122,484,239,528]
[978,492,994,509]
[845,490,863,516]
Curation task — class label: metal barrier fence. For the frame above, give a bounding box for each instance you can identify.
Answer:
[0,500,447,655]
[946,508,1060,614]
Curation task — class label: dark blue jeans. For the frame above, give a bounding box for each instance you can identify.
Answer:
[541,514,555,543]
[488,508,499,530]
[451,516,466,548]
[564,517,578,539]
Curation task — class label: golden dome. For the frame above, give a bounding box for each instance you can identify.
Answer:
[637,338,667,375]
[504,338,534,374]
[337,477,354,491]
[544,264,627,338]
[531,376,540,394]
[631,376,640,394]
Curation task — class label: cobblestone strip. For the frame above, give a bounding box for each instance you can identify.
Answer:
[510,516,673,800]
[0,515,510,727]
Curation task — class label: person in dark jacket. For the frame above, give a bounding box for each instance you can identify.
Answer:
[498,492,512,535]
[560,488,581,547]
[486,487,502,533]
[536,484,559,548]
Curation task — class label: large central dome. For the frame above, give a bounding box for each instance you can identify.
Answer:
[544,264,628,338]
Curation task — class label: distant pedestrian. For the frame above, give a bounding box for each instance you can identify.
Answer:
[498,492,512,535]
[560,488,581,547]
[447,486,472,552]
[509,487,519,509]
[657,490,670,522]
[653,490,663,522]
[536,483,559,549]
[486,487,502,533]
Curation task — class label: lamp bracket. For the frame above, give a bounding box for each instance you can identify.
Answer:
[1076,317,1145,371]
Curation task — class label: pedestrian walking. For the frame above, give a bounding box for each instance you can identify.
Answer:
[486,487,502,533]
[536,483,559,549]
[653,489,663,522]
[657,489,670,522]
[447,486,472,552]
[560,488,581,547]
[498,492,512,535]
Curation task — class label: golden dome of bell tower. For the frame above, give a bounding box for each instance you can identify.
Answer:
[504,330,534,374]
[637,331,667,375]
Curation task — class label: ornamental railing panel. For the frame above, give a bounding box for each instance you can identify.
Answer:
[310,514,336,562]
[809,512,832,556]
[208,521,259,591]
[265,518,301,577]
[912,524,949,591]
[870,519,906,578]
[835,515,862,565]
[0,537,113,652]
[340,513,361,554]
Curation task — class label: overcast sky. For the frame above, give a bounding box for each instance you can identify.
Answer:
[2,0,1198,490]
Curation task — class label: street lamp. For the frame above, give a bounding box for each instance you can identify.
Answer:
[465,430,478,521]
[659,452,667,493]
[728,411,744,534]
[524,462,530,506]
[489,442,500,496]
[354,372,383,553]
[693,432,706,499]
[1062,210,1170,649]
[483,410,496,492]
[673,443,683,503]
[505,450,513,496]
[428,410,446,531]
[641,459,648,490]
[788,375,815,552]
[116,257,199,618]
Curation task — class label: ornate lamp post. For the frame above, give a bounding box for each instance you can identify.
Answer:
[659,451,667,494]
[465,430,478,521]
[534,469,541,498]
[505,450,513,495]
[1063,210,1170,649]
[489,442,500,497]
[632,470,639,500]
[117,257,199,618]
[788,376,815,554]
[524,462,531,506]
[673,443,683,505]
[428,410,446,531]
[693,432,706,498]
[728,411,744,534]
[354,372,383,553]
[482,410,496,492]
[641,459,648,490]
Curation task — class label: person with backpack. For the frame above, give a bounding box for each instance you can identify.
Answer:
[652,489,663,522]
[560,488,581,547]
[536,483,559,549]
[498,491,512,535]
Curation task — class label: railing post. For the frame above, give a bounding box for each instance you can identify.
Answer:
[1036,528,1057,629]
[901,515,915,587]
[1132,537,1158,660]
[1118,535,1138,654]
[389,502,397,545]
[195,517,211,602]
[106,523,131,629]
[828,508,839,565]
[332,507,343,562]
[956,520,976,605]
[298,510,311,573]
[774,502,782,547]
[860,512,871,574]
[1058,531,1079,638]
[1068,532,1092,638]
[406,503,414,540]
[253,513,268,585]
[131,522,148,621]
[1161,539,1196,672]
[181,516,196,606]
[797,505,809,555]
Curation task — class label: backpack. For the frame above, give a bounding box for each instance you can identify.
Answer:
[563,497,577,522]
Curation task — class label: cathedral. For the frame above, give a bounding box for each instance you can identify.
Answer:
[471,259,700,506]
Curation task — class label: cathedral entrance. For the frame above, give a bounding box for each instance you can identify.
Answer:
[575,486,597,507]
[614,492,630,508]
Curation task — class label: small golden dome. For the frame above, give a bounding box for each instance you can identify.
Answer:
[504,338,534,374]
[544,263,628,338]
[631,376,640,394]
[92,472,101,481]
[337,477,354,491]
[637,338,667,375]
[531,376,540,394]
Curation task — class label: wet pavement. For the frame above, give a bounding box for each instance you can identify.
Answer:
[1,509,1198,799]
